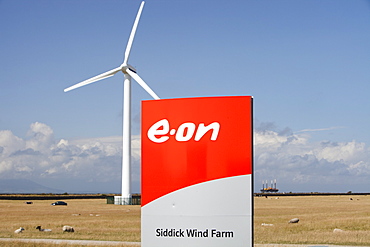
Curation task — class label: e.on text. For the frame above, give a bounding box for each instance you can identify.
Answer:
[147,119,220,143]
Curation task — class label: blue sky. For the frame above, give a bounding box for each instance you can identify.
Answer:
[1,0,370,193]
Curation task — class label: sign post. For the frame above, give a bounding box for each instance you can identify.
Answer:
[141,96,253,247]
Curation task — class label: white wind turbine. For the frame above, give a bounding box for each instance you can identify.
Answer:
[64,1,159,203]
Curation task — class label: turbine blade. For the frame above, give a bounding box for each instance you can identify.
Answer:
[123,1,145,65]
[126,69,160,100]
[64,67,121,92]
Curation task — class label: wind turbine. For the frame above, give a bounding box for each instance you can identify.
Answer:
[64,1,159,204]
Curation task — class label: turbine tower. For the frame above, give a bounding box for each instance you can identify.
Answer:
[64,1,159,204]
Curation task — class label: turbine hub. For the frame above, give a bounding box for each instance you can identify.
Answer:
[120,64,137,74]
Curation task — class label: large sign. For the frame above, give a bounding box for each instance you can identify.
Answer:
[141,96,253,247]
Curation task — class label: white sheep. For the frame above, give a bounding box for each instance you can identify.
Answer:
[62,225,74,232]
[36,226,52,232]
[261,223,274,226]
[289,218,300,223]
[14,227,25,233]
[333,228,345,233]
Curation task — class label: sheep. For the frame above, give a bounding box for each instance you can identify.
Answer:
[14,227,25,233]
[62,225,74,232]
[333,228,344,233]
[89,214,100,216]
[289,218,300,223]
[36,226,52,232]
[261,223,274,226]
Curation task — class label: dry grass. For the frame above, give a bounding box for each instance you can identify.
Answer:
[254,195,370,246]
[0,241,135,247]
[0,199,140,243]
[2,195,370,246]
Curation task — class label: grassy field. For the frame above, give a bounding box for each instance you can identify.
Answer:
[0,241,135,247]
[0,199,140,245]
[254,195,370,246]
[2,195,370,246]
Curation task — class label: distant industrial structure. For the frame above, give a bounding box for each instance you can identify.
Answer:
[260,179,279,193]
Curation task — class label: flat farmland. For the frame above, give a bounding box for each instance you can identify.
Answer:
[0,199,140,243]
[254,195,370,246]
[1,195,370,246]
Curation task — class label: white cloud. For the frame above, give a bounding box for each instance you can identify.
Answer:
[254,123,370,192]
[26,122,54,152]
[0,122,131,193]
[296,126,345,133]
[1,122,370,193]
[0,130,25,156]
[0,160,13,174]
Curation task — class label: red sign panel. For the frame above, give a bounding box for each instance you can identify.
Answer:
[141,96,253,206]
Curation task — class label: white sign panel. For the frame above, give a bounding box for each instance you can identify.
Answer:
[141,96,253,247]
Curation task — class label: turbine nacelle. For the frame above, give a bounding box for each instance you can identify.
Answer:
[120,64,137,74]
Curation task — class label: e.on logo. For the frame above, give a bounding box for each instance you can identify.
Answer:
[147,119,220,143]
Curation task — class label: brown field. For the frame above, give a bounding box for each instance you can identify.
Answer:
[0,242,135,247]
[254,195,370,246]
[0,199,140,246]
[1,195,370,246]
